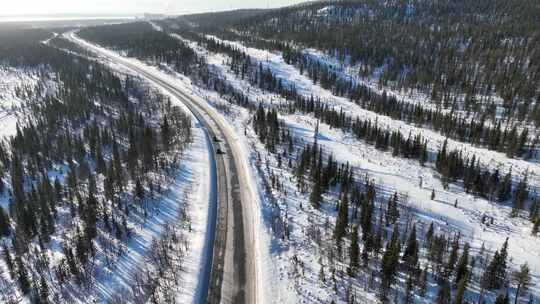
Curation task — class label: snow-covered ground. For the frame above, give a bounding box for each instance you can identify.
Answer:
[148,21,163,32]
[300,47,476,113]
[67,26,540,302]
[203,35,540,193]
[172,32,540,301]
[154,69,296,304]
[153,81,216,304]
[0,42,216,303]
[68,31,269,303]
[284,114,540,294]
[299,48,529,132]
[159,57,378,302]
[89,97,213,303]
[0,66,46,138]
[76,54,215,304]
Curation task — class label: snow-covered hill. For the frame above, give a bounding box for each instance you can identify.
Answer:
[163,26,540,303]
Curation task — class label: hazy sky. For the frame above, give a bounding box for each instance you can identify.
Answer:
[1,0,307,16]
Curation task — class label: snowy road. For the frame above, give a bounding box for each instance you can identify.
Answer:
[68,32,262,304]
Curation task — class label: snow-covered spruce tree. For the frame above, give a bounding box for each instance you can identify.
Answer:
[347,225,359,276]
[379,225,400,303]
[334,188,349,242]
[483,238,509,290]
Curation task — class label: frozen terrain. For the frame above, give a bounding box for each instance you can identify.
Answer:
[171,31,540,302]
[0,66,53,138]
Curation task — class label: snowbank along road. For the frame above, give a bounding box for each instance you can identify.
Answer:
[67,32,261,304]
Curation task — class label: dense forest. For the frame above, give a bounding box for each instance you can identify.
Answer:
[79,22,201,75]
[234,0,540,122]
[0,27,193,302]
[162,0,540,123]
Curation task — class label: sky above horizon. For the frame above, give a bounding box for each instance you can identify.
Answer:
[1,0,308,16]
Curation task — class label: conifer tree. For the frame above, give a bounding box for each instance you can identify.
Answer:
[484,238,509,290]
[512,263,531,304]
[16,256,30,294]
[84,192,98,241]
[135,179,145,201]
[402,224,418,271]
[0,207,10,237]
[533,218,540,235]
[454,277,468,304]
[54,178,62,202]
[404,273,414,304]
[334,191,349,241]
[379,225,400,302]
[360,196,374,241]
[529,199,540,223]
[161,115,171,152]
[385,192,399,225]
[436,279,451,304]
[446,234,460,276]
[348,225,359,276]
[529,200,539,221]
[455,243,470,284]
[420,143,428,166]
[497,170,512,202]
[309,176,322,209]
[494,293,510,304]
[425,222,434,247]
[511,174,528,217]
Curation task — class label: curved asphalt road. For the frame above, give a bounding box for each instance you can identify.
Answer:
[68,32,260,304]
